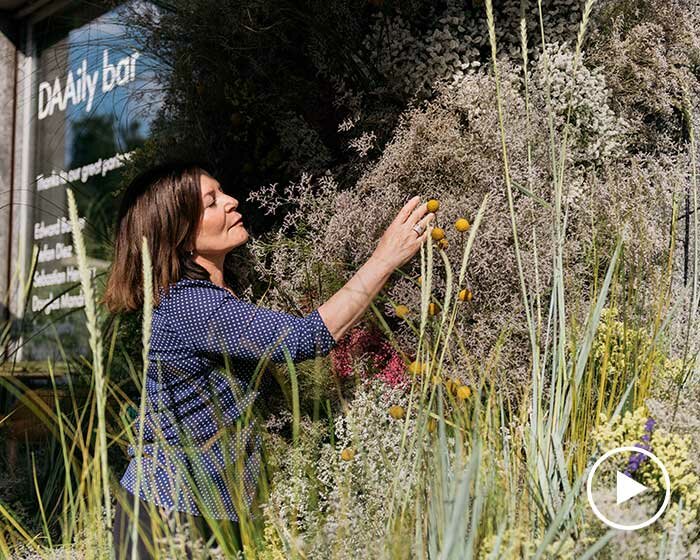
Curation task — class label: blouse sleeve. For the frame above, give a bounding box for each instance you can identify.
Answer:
[168,282,337,364]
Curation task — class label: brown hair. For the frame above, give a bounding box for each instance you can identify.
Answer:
[102,162,214,313]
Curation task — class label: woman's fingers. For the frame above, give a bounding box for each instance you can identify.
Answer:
[409,213,434,249]
[414,212,435,234]
[407,200,429,226]
[395,196,421,224]
[411,220,431,254]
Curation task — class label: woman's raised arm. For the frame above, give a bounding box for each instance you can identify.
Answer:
[164,197,432,365]
[318,196,434,342]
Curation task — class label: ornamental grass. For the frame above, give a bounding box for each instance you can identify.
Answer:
[2,0,700,558]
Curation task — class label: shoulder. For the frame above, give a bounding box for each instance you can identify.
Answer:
[157,278,232,314]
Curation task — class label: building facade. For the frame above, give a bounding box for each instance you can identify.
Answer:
[0,0,161,371]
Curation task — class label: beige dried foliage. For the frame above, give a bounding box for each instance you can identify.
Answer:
[250,47,690,401]
[590,0,700,153]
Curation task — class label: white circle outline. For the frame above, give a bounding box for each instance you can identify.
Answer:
[586,446,671,531]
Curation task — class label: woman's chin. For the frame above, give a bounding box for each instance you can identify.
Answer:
[230,230,249,248]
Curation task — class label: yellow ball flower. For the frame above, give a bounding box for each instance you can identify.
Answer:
[458,289,473,302]
[389,405,405,419]
[428,302,437,316]
[427,199,440,213]
[407,360,424,375]
[431,375,442,385]
[340,447,355,461]
[427,419,437,433]
[456,385,471,400]
[455,218,470,232]
[446,378,460,396]
[437,238,449,250]
[431,227,445,241]
[395,304,410,318]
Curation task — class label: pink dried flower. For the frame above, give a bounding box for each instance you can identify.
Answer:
[331,327,408,388]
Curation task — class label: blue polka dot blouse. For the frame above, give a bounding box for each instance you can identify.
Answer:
[119,277,337,520]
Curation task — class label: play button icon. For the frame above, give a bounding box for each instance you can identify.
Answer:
[616,470,647,504]
[587,446,671,531]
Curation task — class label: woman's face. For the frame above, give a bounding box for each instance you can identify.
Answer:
[193,173,249,258]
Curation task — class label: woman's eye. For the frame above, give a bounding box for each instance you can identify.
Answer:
[208,199,216,208]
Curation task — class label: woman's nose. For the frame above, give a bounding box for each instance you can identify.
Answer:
[226,196,239,210]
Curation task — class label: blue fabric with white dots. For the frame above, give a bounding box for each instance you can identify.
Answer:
[119,278,337,520]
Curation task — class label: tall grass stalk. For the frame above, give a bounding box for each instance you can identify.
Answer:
[676,85,700,406]
[1,245,39,361]
[487,0,552,523]
[129,236,154,560]
[385,196,489,544]
[483,0,642,547]
[68,187,111,552]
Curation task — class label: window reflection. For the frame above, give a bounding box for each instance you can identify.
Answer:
[22,1,162,362]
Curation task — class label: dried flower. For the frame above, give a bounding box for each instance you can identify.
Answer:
[458,288,473,302]
[348,131,377,158]
[331,327,408,387]
[437,238,449,250]
[428,302,438,315]
[340,447,355,461]
[427,199,440,212]
[431,227,445,241]
[455,218,470,232]
[427,418,437,433]
[446,378,460,396]
[456,385,471,400]
[407,360,424,375]
[624,416,657,476]
[394,304,410,318]
[389,405,405,419]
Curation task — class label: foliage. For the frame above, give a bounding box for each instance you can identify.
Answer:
[4,0,700,558]
[589,0,700,154]
[248,44,685,400]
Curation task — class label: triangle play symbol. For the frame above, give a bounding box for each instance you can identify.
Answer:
[616,471,647,505]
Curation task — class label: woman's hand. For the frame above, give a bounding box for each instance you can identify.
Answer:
[317,196,433,342]
[371,196,434,273]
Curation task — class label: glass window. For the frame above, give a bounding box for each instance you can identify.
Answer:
[19,1,163,362]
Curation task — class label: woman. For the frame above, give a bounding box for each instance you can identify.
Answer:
[104,162,433,557]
